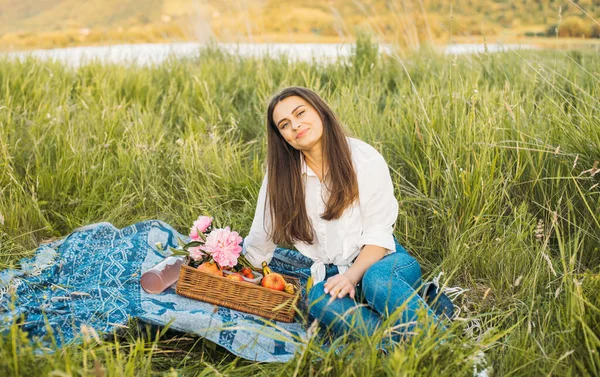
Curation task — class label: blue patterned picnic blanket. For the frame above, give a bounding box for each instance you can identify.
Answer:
[0,220,307,362]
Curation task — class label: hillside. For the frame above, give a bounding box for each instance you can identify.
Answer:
[1,0,599,50]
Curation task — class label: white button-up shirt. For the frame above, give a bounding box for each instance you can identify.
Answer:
[243,137,399,283]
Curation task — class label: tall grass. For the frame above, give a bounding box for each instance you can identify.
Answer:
[0,38,599,375]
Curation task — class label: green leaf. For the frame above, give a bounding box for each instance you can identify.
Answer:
[184,241,203,248]
[169,247,188,256]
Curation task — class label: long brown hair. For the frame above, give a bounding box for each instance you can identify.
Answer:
[265,86,358,246]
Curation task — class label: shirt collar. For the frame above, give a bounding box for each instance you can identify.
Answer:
[300,153,318,177]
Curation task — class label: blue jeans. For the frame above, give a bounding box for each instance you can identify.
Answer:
[268,239,442,341]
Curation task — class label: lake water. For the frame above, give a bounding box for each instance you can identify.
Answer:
[2,42,535,67]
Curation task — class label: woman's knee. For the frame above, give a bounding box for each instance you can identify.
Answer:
[307,281,382,338]
[307,282,330,318]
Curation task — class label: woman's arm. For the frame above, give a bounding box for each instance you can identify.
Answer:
[344,244,387,285]
[324,152,399,302]
[324,244,386,301]
[242,174,277,269]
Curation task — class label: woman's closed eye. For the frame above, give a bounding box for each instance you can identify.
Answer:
[278,109,306,130]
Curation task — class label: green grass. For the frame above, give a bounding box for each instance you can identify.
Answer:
[0,37,599,376]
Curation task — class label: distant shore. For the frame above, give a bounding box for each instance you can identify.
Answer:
[2,31,599,53]
[2,42,542,68]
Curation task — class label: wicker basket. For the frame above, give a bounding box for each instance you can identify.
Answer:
[176,259,301,323]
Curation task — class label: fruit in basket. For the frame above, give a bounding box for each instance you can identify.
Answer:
[260,260,289,291]
[240,267,254,279]
[261,273,286,291]
[284,283,295,294]
[261,261,272,275]
[197,261,223,277]
[226,273,245,282]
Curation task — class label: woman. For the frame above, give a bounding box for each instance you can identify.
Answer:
[243,86,451,342]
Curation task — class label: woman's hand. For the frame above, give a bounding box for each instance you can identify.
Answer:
[323,274,357,303]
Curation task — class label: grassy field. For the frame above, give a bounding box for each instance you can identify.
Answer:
[1,37,599,376]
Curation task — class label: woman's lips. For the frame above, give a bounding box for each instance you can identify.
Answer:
[296,129,309,139]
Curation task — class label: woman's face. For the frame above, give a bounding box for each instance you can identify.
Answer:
[272,96,324,152]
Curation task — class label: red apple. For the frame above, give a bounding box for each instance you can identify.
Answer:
[261,273,286,291]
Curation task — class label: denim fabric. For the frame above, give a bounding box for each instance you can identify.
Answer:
[268,246,338,313]
[270,239,442,341]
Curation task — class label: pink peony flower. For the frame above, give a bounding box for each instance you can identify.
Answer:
[188,245,205,261]
[200,227,243,268]
[189,216,213,240]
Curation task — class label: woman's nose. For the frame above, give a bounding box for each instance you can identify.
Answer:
[291,120,301,130]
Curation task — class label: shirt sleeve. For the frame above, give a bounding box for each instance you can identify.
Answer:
[242,174,277,269]
[357,154,398,253]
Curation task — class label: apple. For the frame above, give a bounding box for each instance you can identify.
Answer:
[197,261,223,277]
[261,273,286,291]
